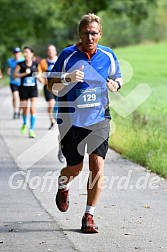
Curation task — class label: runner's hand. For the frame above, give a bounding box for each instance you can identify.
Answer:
[107,79,119,92]
[66,65,84,83]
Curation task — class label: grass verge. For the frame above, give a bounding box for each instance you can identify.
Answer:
[109,42,167,178]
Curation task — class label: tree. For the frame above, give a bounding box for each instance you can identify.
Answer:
[107,0,157,24]
[0,0,160,69]
[0,0,62,66]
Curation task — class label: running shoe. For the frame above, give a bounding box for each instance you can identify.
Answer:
[81,213,98,233]
[20,124,27,135]
[29,129,36,138]
[56,188,69,212]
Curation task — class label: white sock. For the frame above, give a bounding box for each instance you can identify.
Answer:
[58,176,70,190]
[85,205,95,216]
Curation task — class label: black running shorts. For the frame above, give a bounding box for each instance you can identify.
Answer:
[19,86,38,100]
[44,85,55,101]
[10,84,20,92]
[59,119,110,166]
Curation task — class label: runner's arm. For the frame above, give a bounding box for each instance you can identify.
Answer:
[13,65,27,78]
[0,69,3,79]
[37,63,46,84]
[7,67,11,76]
[48,66,84,93]
[107,77,123,92]
[47,77,64,93]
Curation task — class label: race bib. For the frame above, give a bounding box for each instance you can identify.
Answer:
[23,77,35,87]
[76,88,101,108]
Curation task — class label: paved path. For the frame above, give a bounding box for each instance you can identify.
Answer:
[0,86,167,252]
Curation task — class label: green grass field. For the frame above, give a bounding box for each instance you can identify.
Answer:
[109,42,167,178]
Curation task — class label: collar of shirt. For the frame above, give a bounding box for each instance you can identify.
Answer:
[76,42,97,60]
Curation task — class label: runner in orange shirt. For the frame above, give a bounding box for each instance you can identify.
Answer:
[38,44,65,163]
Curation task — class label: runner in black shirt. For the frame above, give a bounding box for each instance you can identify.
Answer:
[14,46,38,138]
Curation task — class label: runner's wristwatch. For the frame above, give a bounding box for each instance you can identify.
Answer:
[116,80,121,91]
[61,73,70,86]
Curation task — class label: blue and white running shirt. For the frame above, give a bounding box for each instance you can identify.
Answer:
[51,44,122,127]
[7,57,24,86]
